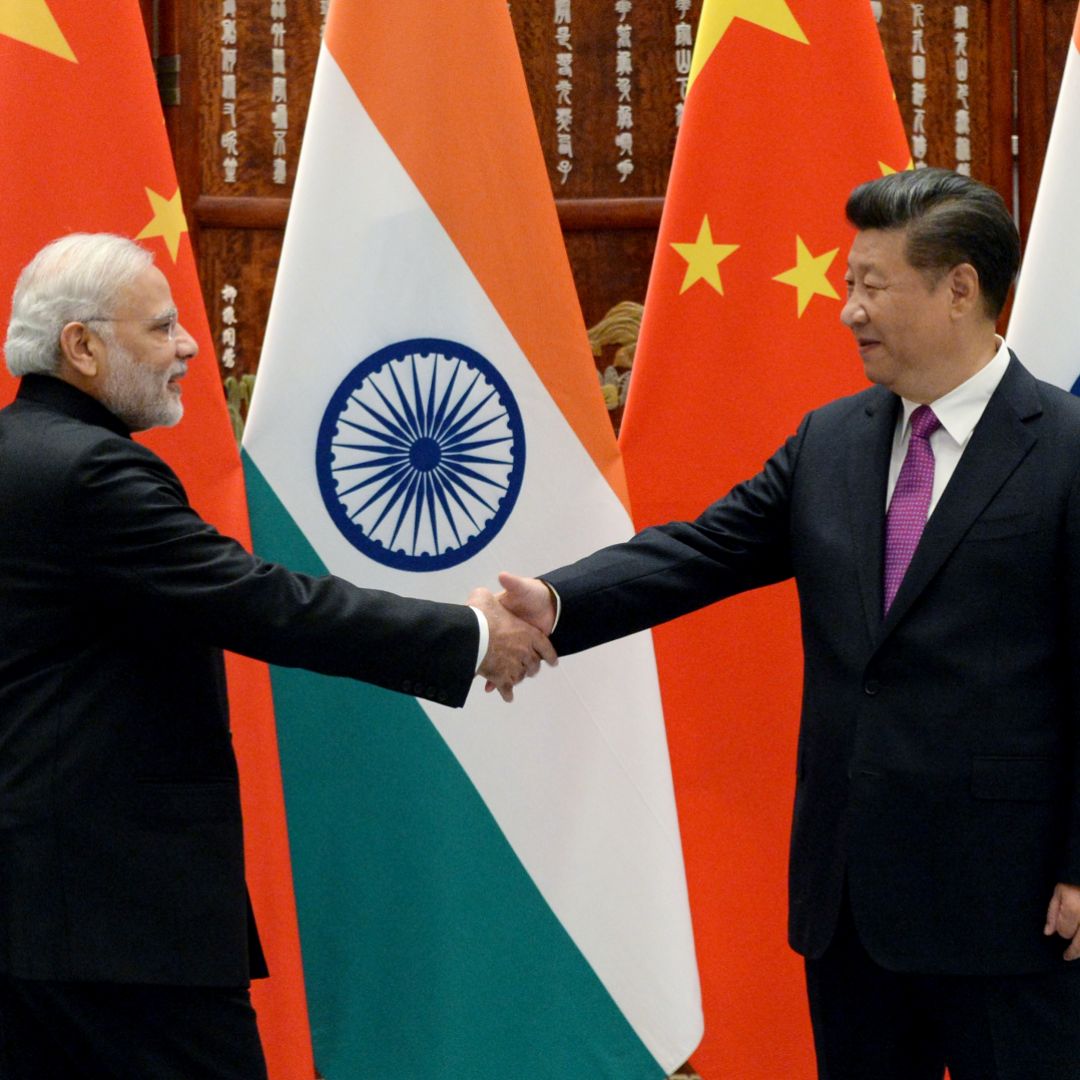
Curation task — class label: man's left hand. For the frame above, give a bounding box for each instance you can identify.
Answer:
[1044,882,1080,960]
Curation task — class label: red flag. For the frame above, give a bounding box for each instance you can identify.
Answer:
[0,5,313,1076]
[619,1,909,1075]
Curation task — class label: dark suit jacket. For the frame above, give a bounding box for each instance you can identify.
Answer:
[547,355,1080,976]
[0,374,479,987]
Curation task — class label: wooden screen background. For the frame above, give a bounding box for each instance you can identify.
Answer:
[151,0,1078,435]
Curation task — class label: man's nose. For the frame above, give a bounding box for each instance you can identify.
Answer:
[840,295,865,329]
[174,320,199,359]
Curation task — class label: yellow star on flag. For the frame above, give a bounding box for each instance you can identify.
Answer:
[0,0,76,62]
[879,158,915,175]
[773,236,840,317]
[688,0,807,94]
[136,187,189,263]
[672,216,739,296]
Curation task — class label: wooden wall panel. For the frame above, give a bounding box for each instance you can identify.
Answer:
[1016,0,1076,238]
[195,0,321,196]
[566,223,657,329]
[509,1,698,198]
[507,1,697,400]
[1044,0,1076,108]
[197,228,283,382]
[158,0,1072,428]
[877,0,1000,179]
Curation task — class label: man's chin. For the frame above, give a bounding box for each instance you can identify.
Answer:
[125,401,184,432]
[160,402,184,428]
[860,359,888,388]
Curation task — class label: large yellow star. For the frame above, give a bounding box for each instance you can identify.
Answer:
[136,187,188,263]
[773,236,840,317]
[879,157,916,175]
[671,215,739,296]
[0,0,76,61]
[688,0,807,94]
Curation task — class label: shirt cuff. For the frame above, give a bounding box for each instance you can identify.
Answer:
[472,605,489,673]
[542,579,562,633]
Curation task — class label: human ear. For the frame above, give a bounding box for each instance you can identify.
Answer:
[58,321,102,378]
[948,263,980,316]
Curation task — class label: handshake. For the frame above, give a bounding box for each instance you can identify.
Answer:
[468,572,558,702]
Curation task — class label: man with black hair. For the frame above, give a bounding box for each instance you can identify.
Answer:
[499,169,1080,1078]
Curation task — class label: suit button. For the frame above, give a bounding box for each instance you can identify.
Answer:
[864,679,881,696]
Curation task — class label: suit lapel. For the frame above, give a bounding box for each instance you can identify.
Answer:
[880,356,1041,635]
[846,386,899,645]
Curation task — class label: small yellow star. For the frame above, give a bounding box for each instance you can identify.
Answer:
[689,0,807,93]
[879,158,916,175]
[773,236,840,317]
[671,215,739,296]
[0,0,76,62]
[136,187,188,263]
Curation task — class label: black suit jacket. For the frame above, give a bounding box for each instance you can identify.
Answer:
[0,375,479,986]
[547,355,1080,976]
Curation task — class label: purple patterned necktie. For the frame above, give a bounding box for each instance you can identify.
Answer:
[883,404,941,613]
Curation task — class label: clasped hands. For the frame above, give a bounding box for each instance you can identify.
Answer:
[468,572,557,702]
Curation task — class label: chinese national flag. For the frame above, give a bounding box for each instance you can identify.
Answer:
[619,1,910,1076]
[0,5,313,1077]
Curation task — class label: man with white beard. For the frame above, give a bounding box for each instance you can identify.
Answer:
[0,233,554,1078]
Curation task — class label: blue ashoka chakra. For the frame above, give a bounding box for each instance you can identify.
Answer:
[316,338,526,571]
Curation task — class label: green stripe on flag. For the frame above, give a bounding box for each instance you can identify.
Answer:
[241,452,665,1079]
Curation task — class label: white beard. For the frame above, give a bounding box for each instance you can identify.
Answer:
[101,341,184,431]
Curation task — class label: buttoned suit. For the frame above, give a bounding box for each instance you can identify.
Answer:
[546,354,1080,979]
[0,374,479,992]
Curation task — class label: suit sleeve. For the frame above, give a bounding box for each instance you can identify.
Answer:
[1063,461,1080,883]
[547,417,806,656]
[70,437,479,708]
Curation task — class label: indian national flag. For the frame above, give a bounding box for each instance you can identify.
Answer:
[240,2,701,1077]
[1008,1,1080,390]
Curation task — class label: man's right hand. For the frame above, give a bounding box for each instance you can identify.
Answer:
[495,572,556,635]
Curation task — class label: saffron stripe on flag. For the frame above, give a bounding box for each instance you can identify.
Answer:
[323,2,630,507]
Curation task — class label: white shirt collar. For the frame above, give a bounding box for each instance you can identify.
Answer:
[897,337,1011,446]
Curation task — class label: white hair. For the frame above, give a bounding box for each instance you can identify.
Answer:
[4,233,154,378]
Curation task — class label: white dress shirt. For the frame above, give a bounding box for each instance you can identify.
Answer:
[886,338,1011,516]
[472,607,489,672]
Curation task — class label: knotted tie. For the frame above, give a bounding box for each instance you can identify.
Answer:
[883,404,941,613]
